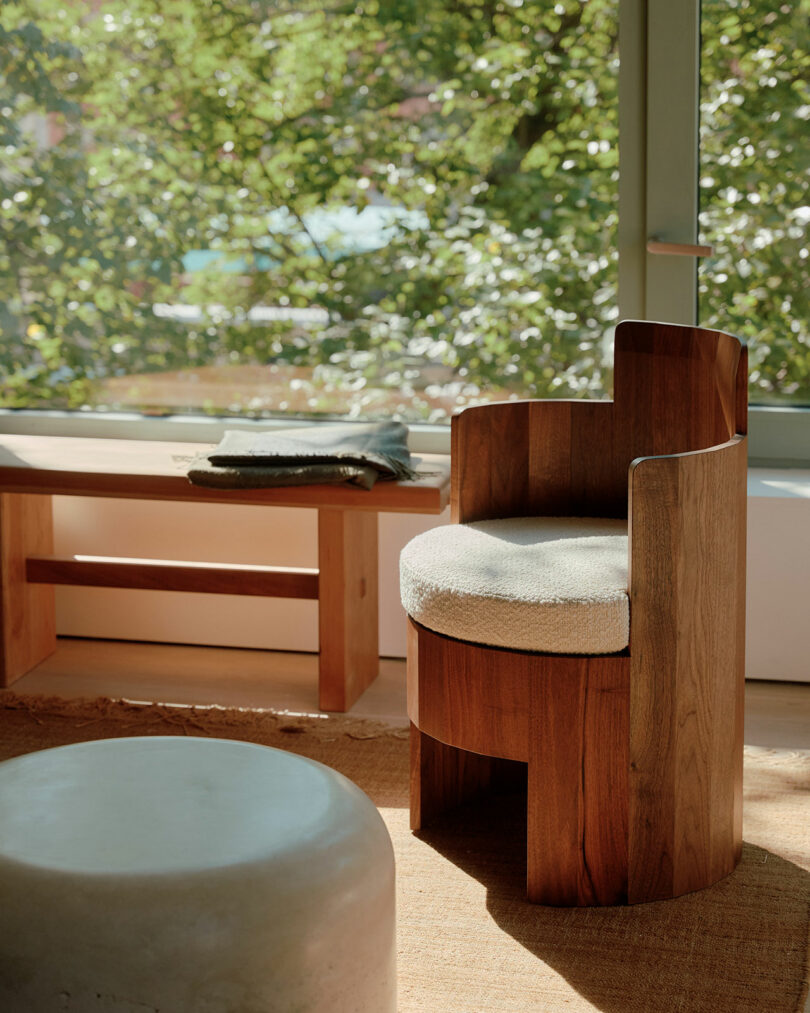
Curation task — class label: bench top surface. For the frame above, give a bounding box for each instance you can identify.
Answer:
[0,433,450,514]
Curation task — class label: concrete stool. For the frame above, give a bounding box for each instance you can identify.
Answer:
[0,736,396,1012]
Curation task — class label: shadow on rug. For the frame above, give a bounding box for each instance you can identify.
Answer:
[416,788,810,1012]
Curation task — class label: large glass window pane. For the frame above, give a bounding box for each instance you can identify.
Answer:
[1,0,618,422]
[699,0,809,405]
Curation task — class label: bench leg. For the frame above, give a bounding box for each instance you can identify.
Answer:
[317,508,379,712]
[0,493,57,687]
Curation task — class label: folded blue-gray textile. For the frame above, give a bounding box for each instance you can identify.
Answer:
[187,420,417,490]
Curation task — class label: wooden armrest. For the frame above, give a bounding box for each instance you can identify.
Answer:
[451,399,620,523]
[626,435,747,891]
[628,434,747,626]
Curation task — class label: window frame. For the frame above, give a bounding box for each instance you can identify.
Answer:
[618,0,809,467]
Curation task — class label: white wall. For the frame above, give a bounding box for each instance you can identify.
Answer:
[53,497,448,658]
[746,471,810,682]
[53,470,809,681]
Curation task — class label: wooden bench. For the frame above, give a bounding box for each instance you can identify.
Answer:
[0,433,450,711]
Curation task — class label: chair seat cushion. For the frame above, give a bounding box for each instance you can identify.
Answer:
[400,516,629,654]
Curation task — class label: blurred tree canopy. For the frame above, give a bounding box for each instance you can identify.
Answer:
[700,0,809,403]
[0,0,807,418]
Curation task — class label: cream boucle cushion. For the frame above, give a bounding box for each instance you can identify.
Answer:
[400,516,629,654]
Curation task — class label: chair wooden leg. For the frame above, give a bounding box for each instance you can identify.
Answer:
[410,724,521,831]
[527,655,630,905]
[0,493,57,687]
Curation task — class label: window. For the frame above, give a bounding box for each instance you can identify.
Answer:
[2,0,619,422]
[699,0,809,406]
[1,0,807,458]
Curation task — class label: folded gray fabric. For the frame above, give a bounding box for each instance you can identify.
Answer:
[187,459,382,490]
[187,420,416,490]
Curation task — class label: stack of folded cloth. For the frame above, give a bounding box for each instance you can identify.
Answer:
[187,420,417,491]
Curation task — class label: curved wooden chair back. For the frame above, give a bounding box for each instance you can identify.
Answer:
[452,320,747,522]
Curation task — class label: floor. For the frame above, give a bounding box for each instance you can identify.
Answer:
[6,639,810,1013]
[5,637,810,748]
[6,638,409,724]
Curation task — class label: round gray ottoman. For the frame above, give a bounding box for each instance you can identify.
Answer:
[0,736,396,1012]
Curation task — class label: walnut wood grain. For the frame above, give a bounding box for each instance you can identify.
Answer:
[407,618,530,761]
[407,321,748,905]
[0,435,450,514]
[410,724,522,831]
[407,619,631,903]
[26,555,319,599]
[0,493,56,686]
[317,508,379,712]
[528,654,630,905]
[613,320,747,459]
[627,435,747,902]
[452,400,621,523]
[451,321,746,527]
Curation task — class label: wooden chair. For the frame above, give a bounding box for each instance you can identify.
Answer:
[400,320,747,905]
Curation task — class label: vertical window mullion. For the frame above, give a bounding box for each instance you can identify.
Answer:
[643,0,701,325]
[617,0,648,322]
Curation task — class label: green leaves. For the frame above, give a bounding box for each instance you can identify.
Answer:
[698,0,809,403]
[0,0,806,416]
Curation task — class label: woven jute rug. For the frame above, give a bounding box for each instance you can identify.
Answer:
[1,692,808,1013]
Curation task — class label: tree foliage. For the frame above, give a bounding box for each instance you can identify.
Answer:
[700,0,809,404]
[0,0,806,418]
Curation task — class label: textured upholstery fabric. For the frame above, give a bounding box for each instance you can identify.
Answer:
[400,516,629,654]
